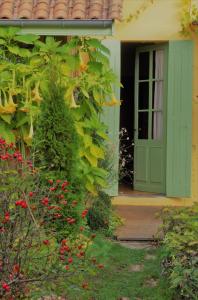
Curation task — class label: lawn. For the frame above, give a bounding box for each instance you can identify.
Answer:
[46,235,172,300]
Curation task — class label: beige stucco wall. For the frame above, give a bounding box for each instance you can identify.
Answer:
[113,0,198,205]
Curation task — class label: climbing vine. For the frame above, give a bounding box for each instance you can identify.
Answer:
[180,0,198,35]
[122,0,156,24]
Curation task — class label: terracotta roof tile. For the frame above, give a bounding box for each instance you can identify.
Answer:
[0,0,123,20]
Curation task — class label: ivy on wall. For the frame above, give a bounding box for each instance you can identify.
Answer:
[121,0,156,24]
[180,0,198,35]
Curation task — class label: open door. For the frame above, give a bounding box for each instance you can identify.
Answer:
[101,39,121,196]
[166,41,193,197]
[134,45,167,193]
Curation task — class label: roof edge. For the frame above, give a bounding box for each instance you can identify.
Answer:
[0,19,113,28]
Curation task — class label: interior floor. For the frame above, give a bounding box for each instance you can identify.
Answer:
[119,184,158,197]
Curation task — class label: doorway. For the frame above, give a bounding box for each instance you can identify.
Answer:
[120,42,166,195]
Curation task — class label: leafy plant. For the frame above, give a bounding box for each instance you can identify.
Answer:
[0,27,119,195]
[87,191,111,231]
[159,205,198,299]
[180,0,198,35]
[33,60,80,188]
[0,137,101,299]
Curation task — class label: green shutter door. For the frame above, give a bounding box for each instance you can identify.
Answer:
[134,45,167,193]
[166,41,193,197]
[101,40,121,196]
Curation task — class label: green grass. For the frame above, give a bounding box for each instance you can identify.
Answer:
[65,235,172,300]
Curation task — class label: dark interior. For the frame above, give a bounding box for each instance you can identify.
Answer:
[120,42,150,191]
[120,42,136,189]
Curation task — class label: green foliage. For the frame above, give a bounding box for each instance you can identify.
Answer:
[65,236,172,300]
[33,64,80,186]
[87,191,111,231]
[0,27,119,195]
[160,204,198,299]
[180,1,198,35]
[0,138,101,299]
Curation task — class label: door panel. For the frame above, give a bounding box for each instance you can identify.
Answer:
[134,45,167,193]
[135,146,148,182]
[166,41,193,197]
[101,40,121,196]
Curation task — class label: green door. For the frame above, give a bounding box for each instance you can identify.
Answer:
[134,45,167,193]
[101,39,121,196]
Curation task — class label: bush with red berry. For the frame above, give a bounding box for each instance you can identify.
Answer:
[0,138,101,299]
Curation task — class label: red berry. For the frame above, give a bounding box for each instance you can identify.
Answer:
[2,282,10,292]
[65,265,70,271]
[29,192,34,197]
[98,264,104,269]
[43,240,50,246]
[68,257,73,264]
[61,239,67,246]
[82,282,89,289]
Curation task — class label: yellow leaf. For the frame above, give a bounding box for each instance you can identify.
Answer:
[84,152,98,167]
[75,124,84,136]
[90,144,105,159]
[85,181,97,195]
[83,134,92,148]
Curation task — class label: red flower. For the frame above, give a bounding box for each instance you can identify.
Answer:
[21,201,28,208]
[60,200,67,205]
[2,282,10,292]
[53,213,62,219]
[67,218,76,224]
[4,212,10,222]
[56,179,61,184]
[80,226,84,232]
[97,264,104,269]
[15,200,27,209]
[65,265,70,271]
[82,282,89,289]
[61,239,67,246]
[72,200,78,207]
[68,257,73,264]
[49,187,56,192]
[81,209,88,218]
[29,192,34,197]
[48,179,53,185]
[61,181,69,190]
[63,245,70,252]
[13,264,20,274]
[43,240,50,246]
[17,156,23,162]
[41,197,49,206]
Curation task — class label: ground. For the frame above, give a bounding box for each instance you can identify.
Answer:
[51,236,172,300]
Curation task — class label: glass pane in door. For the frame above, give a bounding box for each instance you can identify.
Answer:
[152,111,163,140]
[138,112,149,139]
[139,82,149,110]
[139,52,149,80]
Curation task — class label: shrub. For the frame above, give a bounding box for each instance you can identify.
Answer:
[0,137,100,299]
[160,205,198,299]
[33,63,80,186]
[87,191,111,231]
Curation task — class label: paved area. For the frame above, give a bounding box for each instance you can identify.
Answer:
[114,205,163,240]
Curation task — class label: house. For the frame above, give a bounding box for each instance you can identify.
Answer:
[0,0,197,208]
